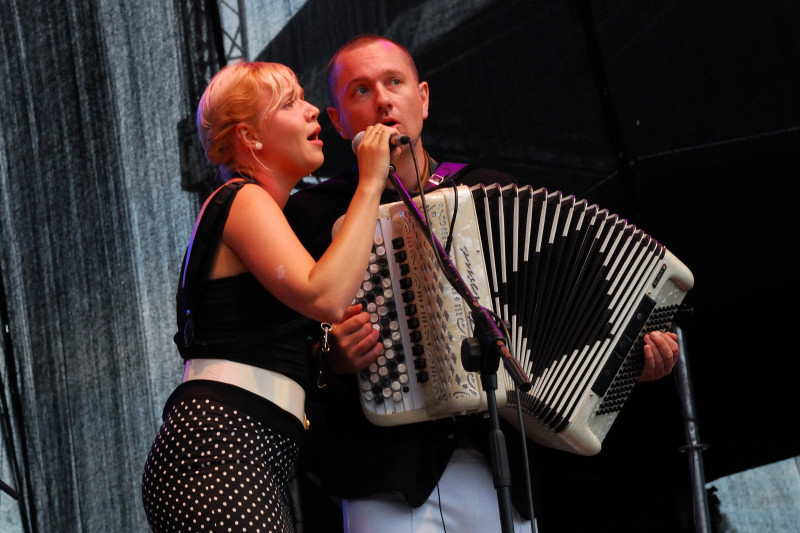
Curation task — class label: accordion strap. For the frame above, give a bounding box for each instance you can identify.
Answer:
[427,161,468,188]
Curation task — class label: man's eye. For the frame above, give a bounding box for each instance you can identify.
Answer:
[390,78,401,86]
[354,87,368,95]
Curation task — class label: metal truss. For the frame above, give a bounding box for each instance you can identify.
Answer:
[217,0,249,62]
[173,0,249,195]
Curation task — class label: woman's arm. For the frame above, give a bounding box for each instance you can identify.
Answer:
[222,125,394,323]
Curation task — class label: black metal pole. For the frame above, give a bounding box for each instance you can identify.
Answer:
[673,324,712,533]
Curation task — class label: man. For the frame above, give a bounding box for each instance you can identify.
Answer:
[284,35,680,533]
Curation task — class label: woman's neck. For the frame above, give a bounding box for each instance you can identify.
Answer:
[231,167,293,208]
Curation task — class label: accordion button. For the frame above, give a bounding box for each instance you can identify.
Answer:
[402,291,415,303]
[417,371,429,383]
[375,245,385,256]
[392,391,403,402]
[414,358,426,369]
[412,345,424,356]
[392,237,404,249]
[400,264,410,276]
[407,318,420,329]
[363,391,374,402]
[399,278,412,289]
[399,374,409,385]
[394,251,407,262]
[405,304,417,315]
[397,363,407,374]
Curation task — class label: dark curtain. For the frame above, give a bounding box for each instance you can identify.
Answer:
[0,1,196,531]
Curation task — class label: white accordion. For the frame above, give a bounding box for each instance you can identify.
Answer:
[340,183,693,455]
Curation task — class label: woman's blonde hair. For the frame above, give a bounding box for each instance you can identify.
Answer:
[196,61,300,175]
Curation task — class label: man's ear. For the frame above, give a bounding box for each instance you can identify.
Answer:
[419,81,430,120]
[327,107,349,140]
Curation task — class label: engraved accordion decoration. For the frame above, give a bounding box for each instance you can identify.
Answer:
[343,183,693,455]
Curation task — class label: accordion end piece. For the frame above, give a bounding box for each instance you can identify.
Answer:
[499,400,602,456]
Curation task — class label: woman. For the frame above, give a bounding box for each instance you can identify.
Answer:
[141,61,396,532]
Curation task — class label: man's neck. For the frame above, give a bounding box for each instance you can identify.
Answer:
[391,140,429,193]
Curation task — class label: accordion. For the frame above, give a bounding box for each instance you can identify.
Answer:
[343,183,693,455]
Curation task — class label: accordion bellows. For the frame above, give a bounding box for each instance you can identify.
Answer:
[341,183,693,455]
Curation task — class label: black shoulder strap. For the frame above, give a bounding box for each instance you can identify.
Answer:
[176,180,249,347]
[427,161,469,188]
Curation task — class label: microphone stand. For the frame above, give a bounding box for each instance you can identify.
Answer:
[386,166,531,533]
[673,323,712,533]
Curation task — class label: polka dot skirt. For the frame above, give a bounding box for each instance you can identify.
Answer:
[142,397,299,532]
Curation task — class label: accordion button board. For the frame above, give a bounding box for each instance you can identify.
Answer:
[342,183,694,455]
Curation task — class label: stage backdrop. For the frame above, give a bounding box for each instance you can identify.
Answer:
[1,1,798,532]
[0,1,195,531]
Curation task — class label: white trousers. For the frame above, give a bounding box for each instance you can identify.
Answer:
[342,447,533,533]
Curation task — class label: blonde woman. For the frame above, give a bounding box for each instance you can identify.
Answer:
[141,61,397,532]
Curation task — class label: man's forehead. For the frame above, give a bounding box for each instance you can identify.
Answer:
[333,41,415,84]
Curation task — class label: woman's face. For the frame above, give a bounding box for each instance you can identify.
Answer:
[256,82,323,182]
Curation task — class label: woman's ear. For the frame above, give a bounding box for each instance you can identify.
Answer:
[235,123,260,150]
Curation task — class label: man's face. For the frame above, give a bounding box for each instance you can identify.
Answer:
[327,40,429,144]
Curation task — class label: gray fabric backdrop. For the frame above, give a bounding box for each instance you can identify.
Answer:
[1,1,194,531]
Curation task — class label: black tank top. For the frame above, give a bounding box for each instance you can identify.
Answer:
[173,180,311,391]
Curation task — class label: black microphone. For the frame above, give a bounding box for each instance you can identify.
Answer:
[351,130,410,154]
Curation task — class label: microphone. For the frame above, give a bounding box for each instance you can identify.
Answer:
[351,130,410,154]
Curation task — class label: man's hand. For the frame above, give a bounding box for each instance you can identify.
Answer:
[639,330,680,382]
[326,304,383,374]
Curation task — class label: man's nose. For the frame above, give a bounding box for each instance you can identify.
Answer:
[374,84,392,111]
